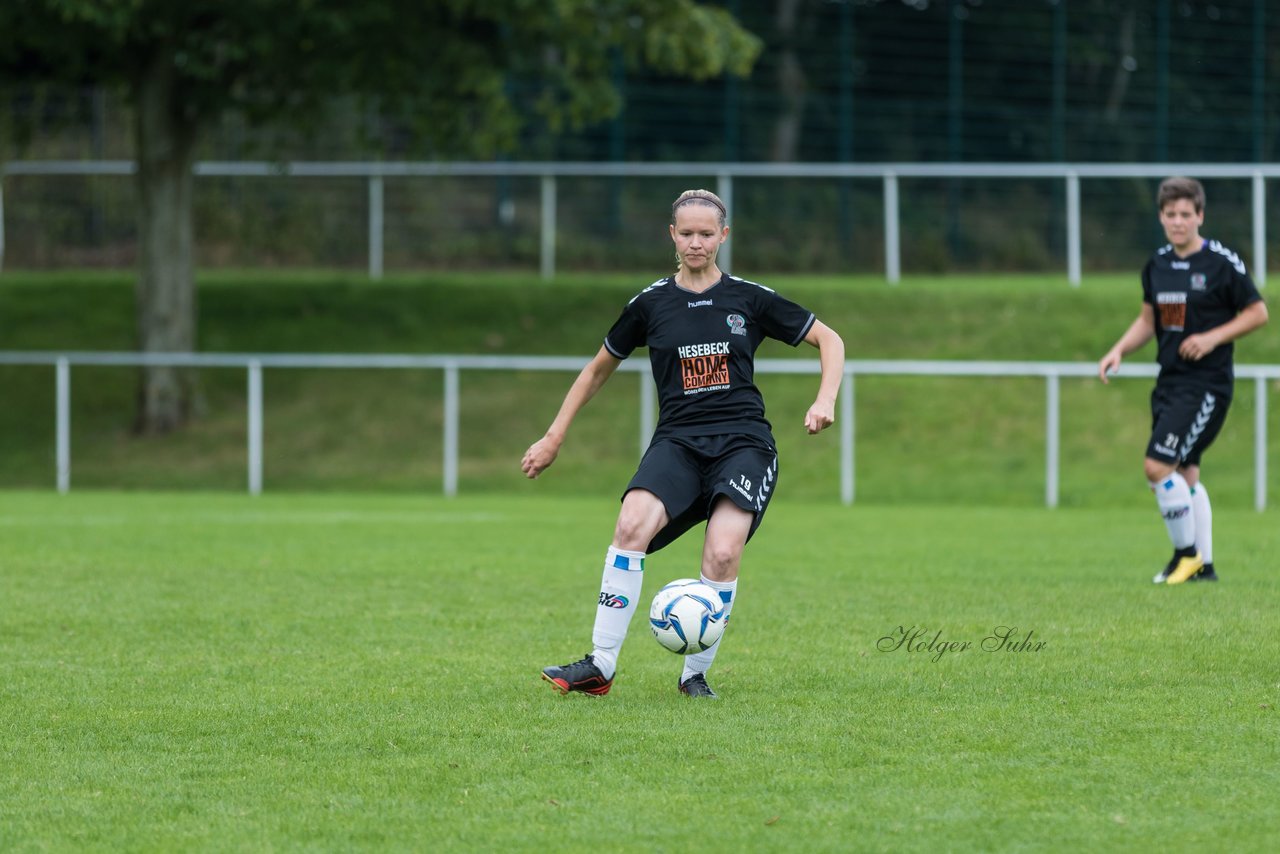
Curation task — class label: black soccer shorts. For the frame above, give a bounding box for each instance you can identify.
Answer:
[1147,383,1231,468]
[623,434,779,554]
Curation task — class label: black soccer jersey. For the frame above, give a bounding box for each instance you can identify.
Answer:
[603,274,816,445]
[1141,239,1264,392]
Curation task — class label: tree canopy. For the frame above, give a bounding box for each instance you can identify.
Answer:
[1,0,762,157]
[0,0,761,432]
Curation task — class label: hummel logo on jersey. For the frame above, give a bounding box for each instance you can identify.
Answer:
[729,474,753,500]
[687,299,713,308]
[599,592,629,609]
[1183,393,1216,457]
[1208,239,1247,274]
[1171,261,1190,270]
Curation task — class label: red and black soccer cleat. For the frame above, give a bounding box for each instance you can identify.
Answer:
[541,654,613,696]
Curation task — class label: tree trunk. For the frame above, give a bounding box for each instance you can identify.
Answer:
[769,0,808,162]
[1103,9,1136,124]
[133,50,199,435]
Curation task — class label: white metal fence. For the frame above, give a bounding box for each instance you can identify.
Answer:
[1,160,1277,286]
[0,351,1274,510]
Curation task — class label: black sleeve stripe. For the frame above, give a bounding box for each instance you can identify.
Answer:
[603,337,628,359]
[790,313,817,347]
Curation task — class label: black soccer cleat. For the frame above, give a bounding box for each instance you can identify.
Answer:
[541,654,613,696]
[678,672,718,699]
[1188,562,1219,582]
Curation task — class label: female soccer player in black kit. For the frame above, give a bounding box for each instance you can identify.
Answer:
[1098,176,1268,585]
[522,189,845,698]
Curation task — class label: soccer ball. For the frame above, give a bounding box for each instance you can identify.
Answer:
[649,579,726,655]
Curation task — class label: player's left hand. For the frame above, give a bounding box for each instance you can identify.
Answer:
[521,436,561,479]
[1178,332,1217,361]
[804,399,835,434]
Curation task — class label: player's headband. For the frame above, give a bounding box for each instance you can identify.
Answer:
[672,193,727,219]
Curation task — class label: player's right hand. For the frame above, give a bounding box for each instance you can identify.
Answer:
[1097,352,1121,384]
[521,437,560,479]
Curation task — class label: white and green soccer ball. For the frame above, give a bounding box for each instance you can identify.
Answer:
[649,578,726,655]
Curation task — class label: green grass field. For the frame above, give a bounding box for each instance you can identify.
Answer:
[2,271,1278,849]
[3,491,1278,851]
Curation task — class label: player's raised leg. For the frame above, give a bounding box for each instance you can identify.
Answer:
[542,489,668,696]
[679,497,752,699]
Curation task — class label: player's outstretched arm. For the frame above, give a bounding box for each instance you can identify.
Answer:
[1099,304,1156,384]
[522,346,623,479]
[801,319,845,435]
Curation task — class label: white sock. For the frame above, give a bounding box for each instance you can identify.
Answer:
[681,575,737,683]
[1191,482,1213,563]
[1151,472,1196,550]
[590,546,645,680]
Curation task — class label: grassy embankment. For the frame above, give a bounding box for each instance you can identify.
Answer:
[2,270,1277,506]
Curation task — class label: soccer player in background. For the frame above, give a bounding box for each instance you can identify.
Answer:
[522,189,845,698]
[1098,176,1268,584]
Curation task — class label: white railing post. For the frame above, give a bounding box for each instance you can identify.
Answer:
[247,360,263,495]
[1045,373,1060,508]
[540,175,556,281]
[56,357,70,493]
[1252,171,1266,288]
[1066,171,1081,287]
[883,172,900,285]
[7,352,1276,510]
[368,175,384,280]
[841,370,855,505]
[1256,375,1268,512]
[716,171,733,273]
[0,176,6,274]
[639,371,655,459]
[444,362,459,497]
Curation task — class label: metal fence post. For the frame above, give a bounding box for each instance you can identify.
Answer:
[444,362,459,497]
[540,175,556,281]
[56,357,70,493]
[717,171,733,273]
[841,370,855,505]
[0,177,6,274]
[1066,171,1081,287]
[1252,171,1266,288]
[368,175,384,280]
[639,371,655,459]
[247,360,263,495]
[1045,373,1060,507]
[883,173,900,284]
[1256,374,1268,511]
